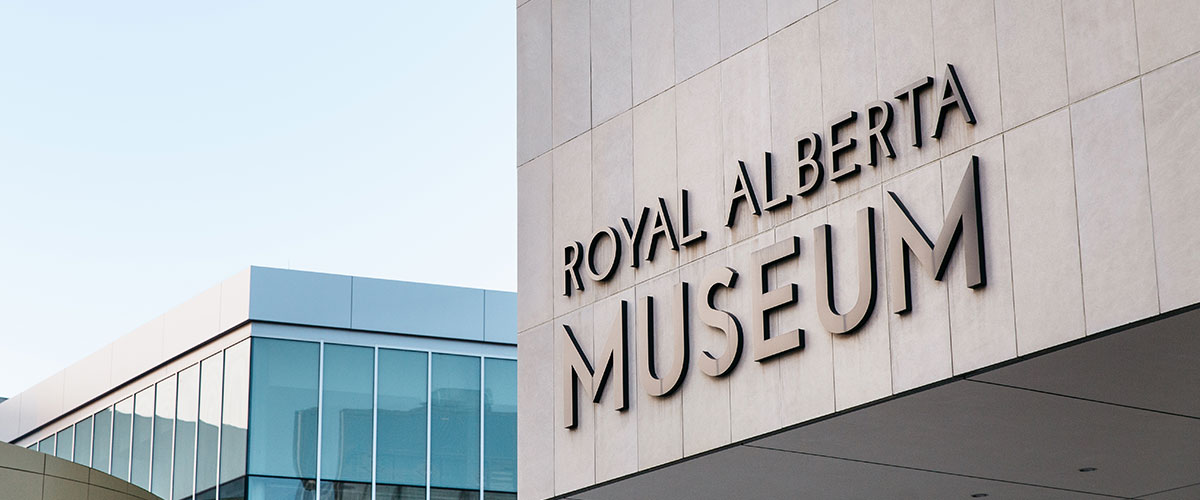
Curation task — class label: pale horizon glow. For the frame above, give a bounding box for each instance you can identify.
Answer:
[0,1,517,396]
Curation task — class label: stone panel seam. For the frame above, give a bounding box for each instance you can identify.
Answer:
[1063,105,1089,336]
[1136,70,1164,317]
[998,134,1021,359]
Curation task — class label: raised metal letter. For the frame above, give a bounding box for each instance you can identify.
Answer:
[894,76,933,148]
[762,151,793,212]
[866,100,895,166]
[560,302,629,429]
[885,156,985,314]
[585,227,622,282]
[932,63,976,139]
[563,241,584,296]
[751,236,803,361]
[827,111,860,182]
[646,197,680,261]
[637,284,689,397]
[621,207,650,268]
[726,160,762,226]
[796,132,823,196]
[698,267,742,376]
[680,189,707,246]
[814,208,877,334]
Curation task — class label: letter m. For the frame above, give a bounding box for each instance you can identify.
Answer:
[885,156,986,314]
[561,301,629,429]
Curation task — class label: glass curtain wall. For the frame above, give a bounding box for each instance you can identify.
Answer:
[22,337,516,500]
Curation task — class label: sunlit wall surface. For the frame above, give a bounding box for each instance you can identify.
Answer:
[25,337,517,500]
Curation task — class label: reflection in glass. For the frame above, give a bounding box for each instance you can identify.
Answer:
[246,476,316,500]
[247,338,319,479]
[377,349,427,490]
[92,407,113,473]
[321,344,374,486]
[484,358,517,494]
[376,484,428,500]
[218,477,246,500]
[112,397,134,481]
[131,386,155,489]
[175,364,200,500]
[221,340,250,484]
[152,375,177,499]
[483,492,517,500]
[74,416,92,467]
[38,435,54,456]
[430,487,481,500]
[430,354,481,492]
[55,427,73,460]
[196,352,224,498]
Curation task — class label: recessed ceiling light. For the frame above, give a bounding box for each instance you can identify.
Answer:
[970,494,989,498]
[1078,467,1098,472]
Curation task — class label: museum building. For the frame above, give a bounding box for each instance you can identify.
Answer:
[516,0,1200,498]
[0,267,518,500]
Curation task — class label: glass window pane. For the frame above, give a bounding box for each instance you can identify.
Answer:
[320,344,374,485]
[131,386,155,490]
[55,427,73,460]
[220,340,250,484]
[92,407,113,473]
[113,397,134,481]
[197,352,224,497]
[247,338,319,479]
[218,476,246,500]
[377,483,427,500]
[430,354,481,491]
[483,358,516,494]
[38,435,54,456]
[377,349,427,488]
[430,487,480,500]
[247,476,317,500]
[74,416,92,467]
[175,364,200,500]
[152,375,177,499]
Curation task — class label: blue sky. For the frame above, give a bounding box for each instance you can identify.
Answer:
[0,1,516,396]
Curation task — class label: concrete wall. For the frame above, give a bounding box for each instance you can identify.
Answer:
[515,0,1200,497]
[0,442,156,500]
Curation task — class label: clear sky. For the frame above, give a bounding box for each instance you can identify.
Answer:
[0,1,516,397]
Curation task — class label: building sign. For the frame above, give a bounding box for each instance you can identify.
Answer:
[558,64,985,429]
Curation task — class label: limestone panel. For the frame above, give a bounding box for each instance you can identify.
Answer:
[930,0,1003,154]
[552,0,591,146]
[881,163,952,393]
[995,0,1069,129]
[1003,110,1086,354]
[553,133,594,317]
[590,111,636,300]
[818,0,880,201]
[43,476,88,500]
[517,322,554,499]
[553,305,595,495]
[678,249,734,455]
[1070,81,1159,333]
[591,289,638,482]
[726,232,783,440]
[768,15,832,220]
[518,153,555,331]
[826,186,892,410]
[1062,0,1139,102]
[674,0,721,83]
[872,0,942,178]
[633,272,685,469]
[767,0,817,34]
[0,467,42,500]
[518,0,552,165]
[591,0,633,126]
[1142,53,1200,312]
[719,0,768,59]
[632,0,675,104]
[940,138,1017,374]
[1134,0,1200,73]
[675,65,729,264]
[721,42,775,242]
[773,209,836,426]
[633,90,681,283]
